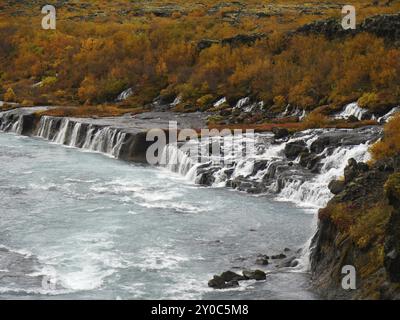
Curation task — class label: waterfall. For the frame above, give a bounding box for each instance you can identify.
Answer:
[213,97,226,107]
[377,106,400,123]
[34,116,127,159]
[336,102,368,120]
[37,116,56,140]
[69,122,82,147]
[54,118,70,144]
[160,128,380,209]
[0,113,24,134]
[277,143,372,207]
[10,116,23,134]
[116,88,133,101]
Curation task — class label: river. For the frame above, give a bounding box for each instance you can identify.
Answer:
[0,132,316,300]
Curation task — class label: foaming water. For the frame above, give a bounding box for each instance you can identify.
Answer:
[0,133,316,300]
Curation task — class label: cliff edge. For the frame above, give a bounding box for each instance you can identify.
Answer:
[311,155,400,299]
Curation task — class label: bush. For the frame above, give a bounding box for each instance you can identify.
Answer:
[370,114,400,161]
[3,87,16,102]
[358,92,379,110]
[196,94,215,111]
[302,110,330,129]
[40,76,57,88]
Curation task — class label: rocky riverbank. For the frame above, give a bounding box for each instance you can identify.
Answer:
[310,156,400,299]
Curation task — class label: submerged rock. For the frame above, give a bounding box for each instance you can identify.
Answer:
[271,253,287,260]
[220,271,246,282]
[208,275,239,289]
[242,269,267,281]
[255,255,269,266]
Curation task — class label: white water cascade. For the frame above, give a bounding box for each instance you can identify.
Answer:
[336,102,369,120]
[36,116,126,158]
[116,88,133,101]
[160,128,380,209]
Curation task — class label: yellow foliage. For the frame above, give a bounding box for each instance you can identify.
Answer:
[3,87,16,102]
[370,114,400,161]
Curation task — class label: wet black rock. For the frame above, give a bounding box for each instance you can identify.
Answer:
[208,275,239,289]
[272,127,290,140]
[220,271,246,282]
[242,269,267,281]
[328,179,346,195]
[284,140,307,160]
[344,158,369,183]
[271,253,287,260]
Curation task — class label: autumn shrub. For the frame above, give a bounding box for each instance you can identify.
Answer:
[349,203,392,249]
[1,2,400,116]
[196,94,215,111]
[370,114,400,161]
[302,110,330,129]
[3,87,16,102]
[40,76,58,88]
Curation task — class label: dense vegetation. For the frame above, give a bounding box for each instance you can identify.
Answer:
[1,0,400,119]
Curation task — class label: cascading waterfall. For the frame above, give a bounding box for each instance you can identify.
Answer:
[0,113,24,134]
[160,128,379,209]
[35,116,126,158]
[336,102,368,120]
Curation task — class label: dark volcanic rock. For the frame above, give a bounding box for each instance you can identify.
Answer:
[344,158,369,183]
[272,127,290,140]
[284,140,307,160]
[271,253,287,260]
[328,179,345,195]
[361,14,400,42]
[208,275,239,289]
[294,14,400,43]
[242,269,267,281]
[384,173,400,283]
[220,271,246,282]
[311,155,400,299]
[221,33,266,47]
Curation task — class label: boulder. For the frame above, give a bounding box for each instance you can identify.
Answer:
[271,253,287,260]
[299,152,321,171]
[208,275,239,289]
[328,180,346,195]
[344,158,359,183]
[243,269,267,281]
[272,127,290,140]
[284,140,307,160]
[220,271,246,282]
